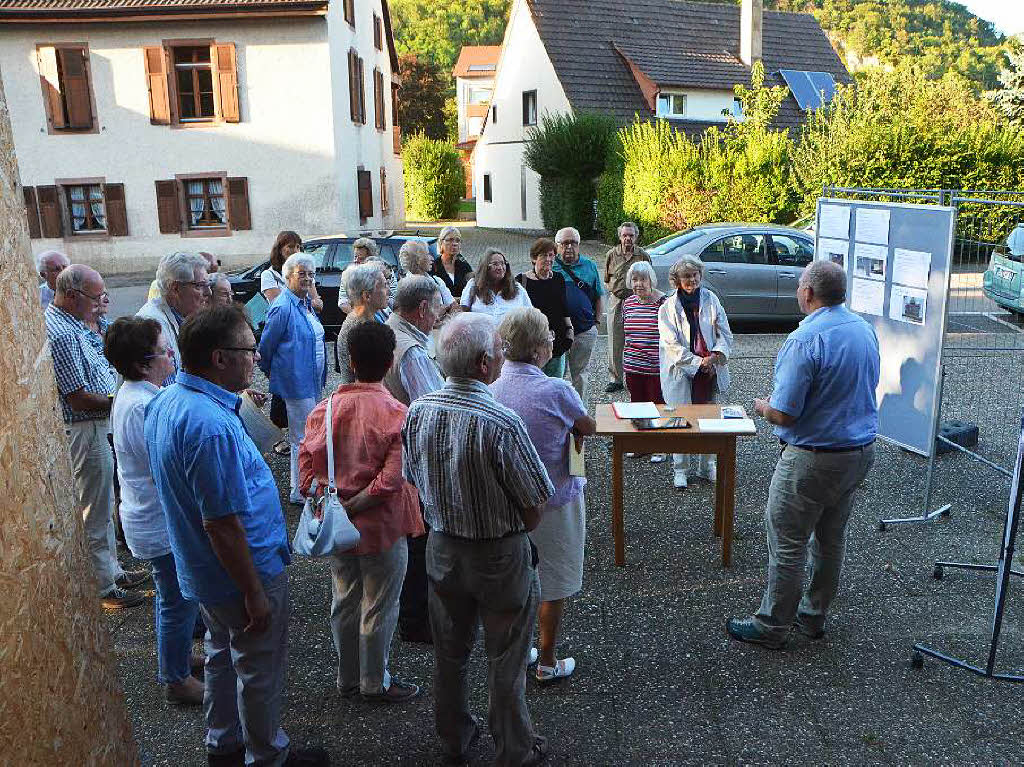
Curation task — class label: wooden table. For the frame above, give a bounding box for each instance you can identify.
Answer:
[595,403,752,567]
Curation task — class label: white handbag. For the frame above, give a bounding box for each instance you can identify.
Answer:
[291,393,361,557]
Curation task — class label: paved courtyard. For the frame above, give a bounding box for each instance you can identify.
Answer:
[102,227,1024,765]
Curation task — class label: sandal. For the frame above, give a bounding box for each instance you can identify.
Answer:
[535,657,575,683]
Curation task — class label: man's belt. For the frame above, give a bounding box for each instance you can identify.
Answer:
[780,440,874,454]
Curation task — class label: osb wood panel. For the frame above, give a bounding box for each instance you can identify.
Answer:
[0,69,138,765]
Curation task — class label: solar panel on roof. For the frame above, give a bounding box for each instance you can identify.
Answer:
[780,69,837,111]
[780,69,820,110]
[807,71,836,104]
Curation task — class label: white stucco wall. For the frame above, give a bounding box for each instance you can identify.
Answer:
[474,0,570,231]
[2,3,404,274]
[659,88,738,121]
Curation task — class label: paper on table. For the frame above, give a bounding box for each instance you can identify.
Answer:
[855,208,890,245]
[819,204,851,239]
[568,437,585,477]
[849,277,885,316]
[816,237,849,268]
[720,406,746,419]
[697,418,757,434]
[892,248,931,288]
[889,285,927,325]
[612,401,661,419]
[852,242,888,281]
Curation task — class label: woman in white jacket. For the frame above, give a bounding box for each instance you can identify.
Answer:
[658,255,734,488]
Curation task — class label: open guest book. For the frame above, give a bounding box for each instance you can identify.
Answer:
[611,401,661,419]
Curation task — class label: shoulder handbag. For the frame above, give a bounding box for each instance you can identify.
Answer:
[560,261,598,306]
[292,393,361,557]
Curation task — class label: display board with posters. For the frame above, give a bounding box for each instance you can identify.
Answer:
[814,198,957,456]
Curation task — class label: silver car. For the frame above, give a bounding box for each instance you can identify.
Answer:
[646,224,815,319]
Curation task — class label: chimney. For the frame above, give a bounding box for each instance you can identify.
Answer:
[740,0,763,67]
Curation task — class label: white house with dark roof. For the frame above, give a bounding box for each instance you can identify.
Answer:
[0,0,405,273]
[474,0,851,231]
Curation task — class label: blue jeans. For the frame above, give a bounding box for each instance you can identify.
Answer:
[149,552,201,685]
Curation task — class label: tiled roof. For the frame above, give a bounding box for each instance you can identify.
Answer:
[452,45,502,78]
[527,0,851,133]
[0,0,327,18]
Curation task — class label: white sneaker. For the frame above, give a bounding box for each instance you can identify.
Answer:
[535,657,575,683]
[528,647,539,665]
[650,454,666,463]
[673,469,688,489]
[625,452,636,458]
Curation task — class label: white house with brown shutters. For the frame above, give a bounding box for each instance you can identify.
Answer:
[0,0,406,274]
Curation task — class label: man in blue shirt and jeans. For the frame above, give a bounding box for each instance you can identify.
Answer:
[728,261,879,650]
[552,226,605,399]
[145,305,328,767]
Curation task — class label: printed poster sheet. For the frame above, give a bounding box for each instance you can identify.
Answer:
[891,248,932,289]
[889,285,927,326]
[819,204,851,239]
[853,243,888,281]
[855,208,891,245]
[850,277,885,317]
[816,237,849,268]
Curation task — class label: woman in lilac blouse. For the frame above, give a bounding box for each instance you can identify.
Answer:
[492,307,596,684]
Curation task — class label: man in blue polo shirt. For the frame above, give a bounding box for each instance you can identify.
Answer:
[728,260,879,650]
[552,226,605,399]
[145,304,327,767]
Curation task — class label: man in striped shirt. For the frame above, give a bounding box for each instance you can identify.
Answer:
[403,313,553,767]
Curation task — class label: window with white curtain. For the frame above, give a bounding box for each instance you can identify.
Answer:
[185,177,227,228]
[66,183,105,232]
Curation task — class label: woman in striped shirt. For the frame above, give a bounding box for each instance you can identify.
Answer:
[622,261,668,462]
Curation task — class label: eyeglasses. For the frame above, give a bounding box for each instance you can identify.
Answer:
[144,347,175,360]
[678,273,701,282]
[72,287,108,302]
[179,280,213,293]
[219,346,258,356]
[559,241,580,248]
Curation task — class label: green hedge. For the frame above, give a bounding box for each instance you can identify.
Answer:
[402,134,464,221]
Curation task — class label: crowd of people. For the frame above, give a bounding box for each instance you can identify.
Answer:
[36,219,879,766]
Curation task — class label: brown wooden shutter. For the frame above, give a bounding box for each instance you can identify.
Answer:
[358,57,366,123]
[38,47,67,129]
[144,46,171,125]
[154,179,181,234]
[37,185,63,238]
[213,43,239,123]
[103,183,128,236]
[357,170,372,220]
[373,69,382,130]
[380,167,389,213]
[56,48,93,129]
[23,187,41,239]
[344,0,354,25]
[348,51,358,122]
[226,177,251,230]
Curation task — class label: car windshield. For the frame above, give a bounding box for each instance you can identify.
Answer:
[647,229,709,255]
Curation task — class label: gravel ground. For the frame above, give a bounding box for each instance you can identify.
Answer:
[105,227,1024,765]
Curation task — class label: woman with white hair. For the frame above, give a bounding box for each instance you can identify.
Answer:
[338,237,397,314]
[659,255,733,489]
[336,262,390,385]
[492,307,596,683]
[430,225,473,299]
[399,240,456,308]
[622,260,668,462]
[257,252,327,503]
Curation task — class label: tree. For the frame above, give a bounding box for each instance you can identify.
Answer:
[990,40,1024,126]
[403,134,464,220]
[389,0,509,73]
[397,54,450,140]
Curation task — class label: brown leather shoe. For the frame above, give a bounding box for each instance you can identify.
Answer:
[165,675,205,706]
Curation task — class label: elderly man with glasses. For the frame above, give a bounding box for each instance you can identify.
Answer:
[46,265,149,609]
[36,249,69,309]
[552,227,605,399]
[137,252,211,385]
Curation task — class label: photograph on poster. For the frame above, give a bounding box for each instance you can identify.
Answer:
[892,248,932,289]
[816,237,849,267]
[855,207,891,245]
[819,204,851,239]
[889,285,928,325]
[850,277,885,316]
[853,243,888,280]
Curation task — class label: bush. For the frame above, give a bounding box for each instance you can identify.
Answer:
[523,112,616,235]
[402,134,464,220]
